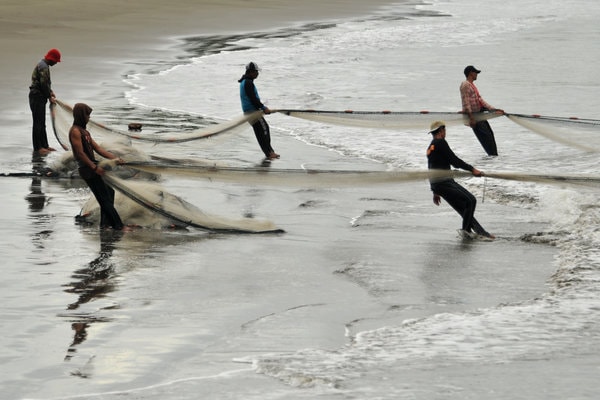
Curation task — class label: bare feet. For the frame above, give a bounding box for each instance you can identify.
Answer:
[37,148,51,155]
[268,152,280,159]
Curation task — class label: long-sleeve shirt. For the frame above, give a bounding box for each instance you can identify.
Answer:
[427,137,474,187]
[29,59,52,99]
[460,80,493,114]
[239,77,266,113]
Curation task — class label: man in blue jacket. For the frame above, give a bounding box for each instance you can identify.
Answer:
[238,62,279,160]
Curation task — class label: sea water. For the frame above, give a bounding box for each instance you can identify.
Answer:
[3,0,600,399]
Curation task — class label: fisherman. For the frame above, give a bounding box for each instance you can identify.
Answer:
[29,48,61,154]
[460,65,504,156]
[69,103,131,231]
[238,62,279,160]
[427,120,494,239]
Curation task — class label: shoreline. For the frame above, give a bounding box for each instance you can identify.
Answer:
[0,0,408,172]
[1,1,405,120]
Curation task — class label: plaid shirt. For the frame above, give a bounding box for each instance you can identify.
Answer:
[460,80,493,113]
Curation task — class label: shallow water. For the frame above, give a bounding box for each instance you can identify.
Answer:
[2,0,600,399]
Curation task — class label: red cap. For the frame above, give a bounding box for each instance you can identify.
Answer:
[45,48,61,63]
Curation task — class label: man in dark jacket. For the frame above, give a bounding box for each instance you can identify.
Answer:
[29,48,61,154]
[427,120,494,239]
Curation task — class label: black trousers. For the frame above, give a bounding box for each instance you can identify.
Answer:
[250,117,274,158]
[84,174,124,230]
[432,179,488,235]
[29,94,50,151]
[472,120,498,156]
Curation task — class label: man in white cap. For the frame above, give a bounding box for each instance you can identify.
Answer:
[460,65,504,156]
[427,120,495,239]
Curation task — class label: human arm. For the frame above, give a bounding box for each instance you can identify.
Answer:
[91,140,124,174]
[446,143,484,177]
[479,98,504,115]
[69,127,124,176]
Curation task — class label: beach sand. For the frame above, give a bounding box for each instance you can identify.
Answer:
[1,1,559,398]
[3,0,556,352]
[1,0,399,113]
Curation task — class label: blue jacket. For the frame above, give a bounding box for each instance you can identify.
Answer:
[239,77,265,113]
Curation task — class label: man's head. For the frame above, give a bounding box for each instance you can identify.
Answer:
[45,48,61,65]
[245,61,260,77]
[73,103,93,128]
[463,65,480,78]
[246,62,260,72]
[429,120,446,136]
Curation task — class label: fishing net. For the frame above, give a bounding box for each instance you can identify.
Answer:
[122,160,600,188]
[50,99,263,149]
[47,141,158,180]
[123,160,457,187]
[50,99,600,233]
[507,113,600,152]
[101,173,282,233]
[275,109,502,130]
[276,108,600,153]
[51,100,279,232]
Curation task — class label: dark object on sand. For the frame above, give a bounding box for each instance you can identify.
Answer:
[128,123,143,131]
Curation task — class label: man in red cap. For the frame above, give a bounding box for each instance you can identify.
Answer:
[29,48,61,154]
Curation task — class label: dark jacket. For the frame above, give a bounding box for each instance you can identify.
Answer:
[427,137,473,187]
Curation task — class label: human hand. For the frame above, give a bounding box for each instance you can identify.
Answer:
[472,168,484,177]
[433,194,441,205]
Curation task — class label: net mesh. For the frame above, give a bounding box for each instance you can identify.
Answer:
[507,113,600,152]
[50,100,600,233]
[122,160,600,188]
[51,100,262,148]
[102,172,282,233]
[275,109,502,130]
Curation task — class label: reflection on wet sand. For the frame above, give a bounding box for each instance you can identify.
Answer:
[27,154,54,252]
[62,231,122,366]
[26,177,47,212]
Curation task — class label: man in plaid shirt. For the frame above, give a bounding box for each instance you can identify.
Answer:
[460,65,504,156]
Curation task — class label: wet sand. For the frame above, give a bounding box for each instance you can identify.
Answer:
[0,1,559,398]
